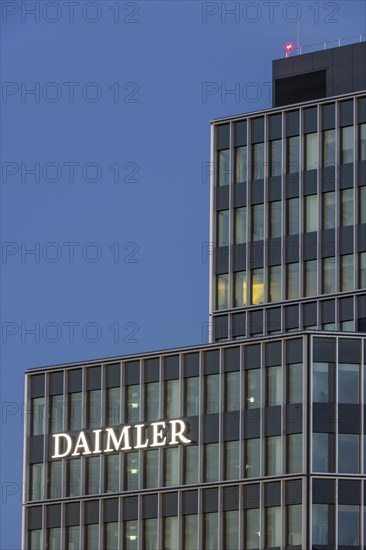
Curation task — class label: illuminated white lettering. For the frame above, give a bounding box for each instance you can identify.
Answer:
[104,426,131,452]
[169,419,192,445]
[52,433,72,458]
[134,423,149,449]
[151,421,167,446]
[71,431,92,456]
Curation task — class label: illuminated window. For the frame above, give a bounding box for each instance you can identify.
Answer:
[305,195,318,232]
[341,126,353,164]
[216,274,229,310]
[246,369,260,408]
[125,520,138,550]
[305,132,318,170]
[234,270,246,307]
[287,263,299,299]
[235,145,247,182]
[218,149,229,186]
[125,384,140,423]
[251,268,264,304]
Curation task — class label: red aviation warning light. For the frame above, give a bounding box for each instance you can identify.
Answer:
[284,42,294,57]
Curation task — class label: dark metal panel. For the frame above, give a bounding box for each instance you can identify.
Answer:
[244,410,260,438]
[339,297,354,321]
[164,356,179,380]
[303,107,317,133]
[251,118,264,143]
[338,479,361,505]
[30,374,45,398]
[358,223,366,252]
[265,406,281,436]
[313,403,336,433]
[303,232,318,261]
[321,229,336,258]
[29,435,44,464]
[268,114,282,140]
[105,364,120,389]
[65,502,80,526]
[249,241,263,269]
[182,490,198,515]
[321,103,335,129]
[28,506,42,530]
[303,302,317,327]
[215,247,229,274]
[223,412,240,441]
[285,172,299,198]
[84,501,99,525]
[144,358,159,383]
[184,353,199,378]
[249,310,263,335]
[338,404,361,434]
[216,185,230,210]
[242,483,260,508]
[286,339,303,363]
[267,308,281,333]
[68,369,82,392]
[358,161,366,186]
[214,316,228,341]
[303,170,317,194]
[267,237,282,266]
[312,478,336,504]
[339,99,354,126]
[216,124,230,150]
[223,486,239,511]
[224,348,240,372]
[285,305,299,330]
[339,162,354,189]
[162,492,178,517]
[86,366,101,390]
[265,342,281,366]
[47,504,61,528]
[233,243,246,272]
[285,479,302,505]
[339,226,354,255]
[244,345,261,369]
[233,182,246,207]
[204,350,219,374]
[142,494,158,519]
[234,120,247,147]
[125,361,139,385]
[250,180,264,204]
[232,312,246,338]
[286,110,299,137]
[268,176,282,201]
[285,404,302,434]
[313,338,336,362]
[338,339,361,363]
[321,300,335,324]
[49,372,63,396]
[202,488,218,512]
[264,482,281,507]
[123,497,138,520]
[104,499,119,522]
[202,414,219,443]
[321,166,336,192]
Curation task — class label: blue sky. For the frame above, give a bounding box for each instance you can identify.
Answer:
[1,1,365,547]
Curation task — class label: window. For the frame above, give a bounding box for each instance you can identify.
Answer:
[323,257,336,294]
[31,397,45,435]
[125,520,138,550]
[204,443,219,482]
[287,363,302,403]
[218,149,229,186]
[245,438,260,477]
[269,201,281,238]
[204,513,218,550]
[339,363,359,403]
[287,263,299,299]
[49,394,63,433]
[360,252,366,288]
[85,524,98,550]
[267,365,282,406]
[245,508,260,549]
[287,505,302,546]
[313,362,332,402]
[87,390,101,429]
[216,274,229,310]
[217,210,229,247]
[224,511,239,550]
[287,136,299,173]
[224,371,240,411]
[29,463,43,501]
[164,379,179,418]
[341,254,354,291]
[86,456,100,495]
[306,132,318,170]
[106,387,120,426]
[305,194,318,232]
[251,268,264,305]
[341,188,354,226]
[323,191,335,230]
[235,145,247,182]
[144,518,158,550]
[125,451,139,490]
[234,270,247,307]
[145,382,159,421]
[269,265,281,302]
[252,142,264,180]
[184,445,198,484]
[164,517,178,550]
[234,207,246,244]
[266,436,282,475]
[67,458,81,497]
[246,369,260,408]
[105,523,119,550]
[251,204,264,241]
[360,186,366,223]
[48,460,62,499]
[205,374,219,414]
[105,453,119,493]
[338,434,359,473]
[125,384,140,423]
[338,505,359,546]
[266,507,281,547]
[312,504,331,545]
[360,123,366,160]
[48,527,61,550]
[304,260,317,297]
[287,433,302,473]
[164,447,179,486]
[323,129,335,167]
[184,377,199,416]
[269,139,281,177]
[29,530,42,550]
[66,526,80,550]
[225,440,240,479]
[287,197,299,235]
[144,449,158,489]
[183,515,198,550]
[341,125,353,164]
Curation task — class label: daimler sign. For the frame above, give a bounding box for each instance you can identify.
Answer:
[52,419,192,458]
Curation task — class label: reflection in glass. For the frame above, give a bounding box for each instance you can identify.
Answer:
[30,463,43,501]
[341,126,353,164]
[216,274,229,310]
[312,362,331,402]
[269,201,281,238]
[183,515,198,550]
[338,505,359,546]
[235,207,246,244]
[269,265,281,302]
[287,263,299,299]
[145,382,159,421]
[48,460,62,499]
[251,268,264,305]
[287,505,302,546]
[323,191,335,229]
[306,133,318,170]
[67,458,81,497]
[144,450,158,489]
[48,527,61,550]
[266,507,281,547]
[218,149,230,186]
[224,510,239,550]
[305,195,318,232]
[287,135,299,173]
[305,260,317,297]
[85,524,98,550]
[184,445,198,484]
[267,365,282,405]
[87,389,101,429]
[269,139,281,177]
[105,453,119,493]
[165,379,179,418]
[361,252,366,288]
[312,504,330,544]
[323,257,336,294]
[339,363,359,404]
[31,397,45,435]
[66,526,80,550]
[252,204,264,241]
[217,210,229,247]
[266,436,282,475]
[360,123,366,160]
[86,456,100,495]
[106,387,120,426]
[323,129,335,167]
[29,530,42,550]
[245,438,260,477]
[341,188,354,226]
[287,197,299,235]
[338,434,359,473]
[245,508,260,549]
[105,523,119,550]
[125,384,140,423]
[204,443,219,482]
[287,363,302,403]
[246,369,260,408]
[225,371,240,411]
[341,254,354,291]
[205,374,219,414]
[360,186,366,223]
[125,520,138,550]
[164,516,178,550]
[234,270,247,307]
[125,452,139,490]
[49,394,63,433]
[185,377,199,416]
[252,142,264,180]
[235,145,247,182]
[164,447,178,486]
[144,518,158,550]
[225,441,239,480]
[287,433,302,473]
[204,512,218,550]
